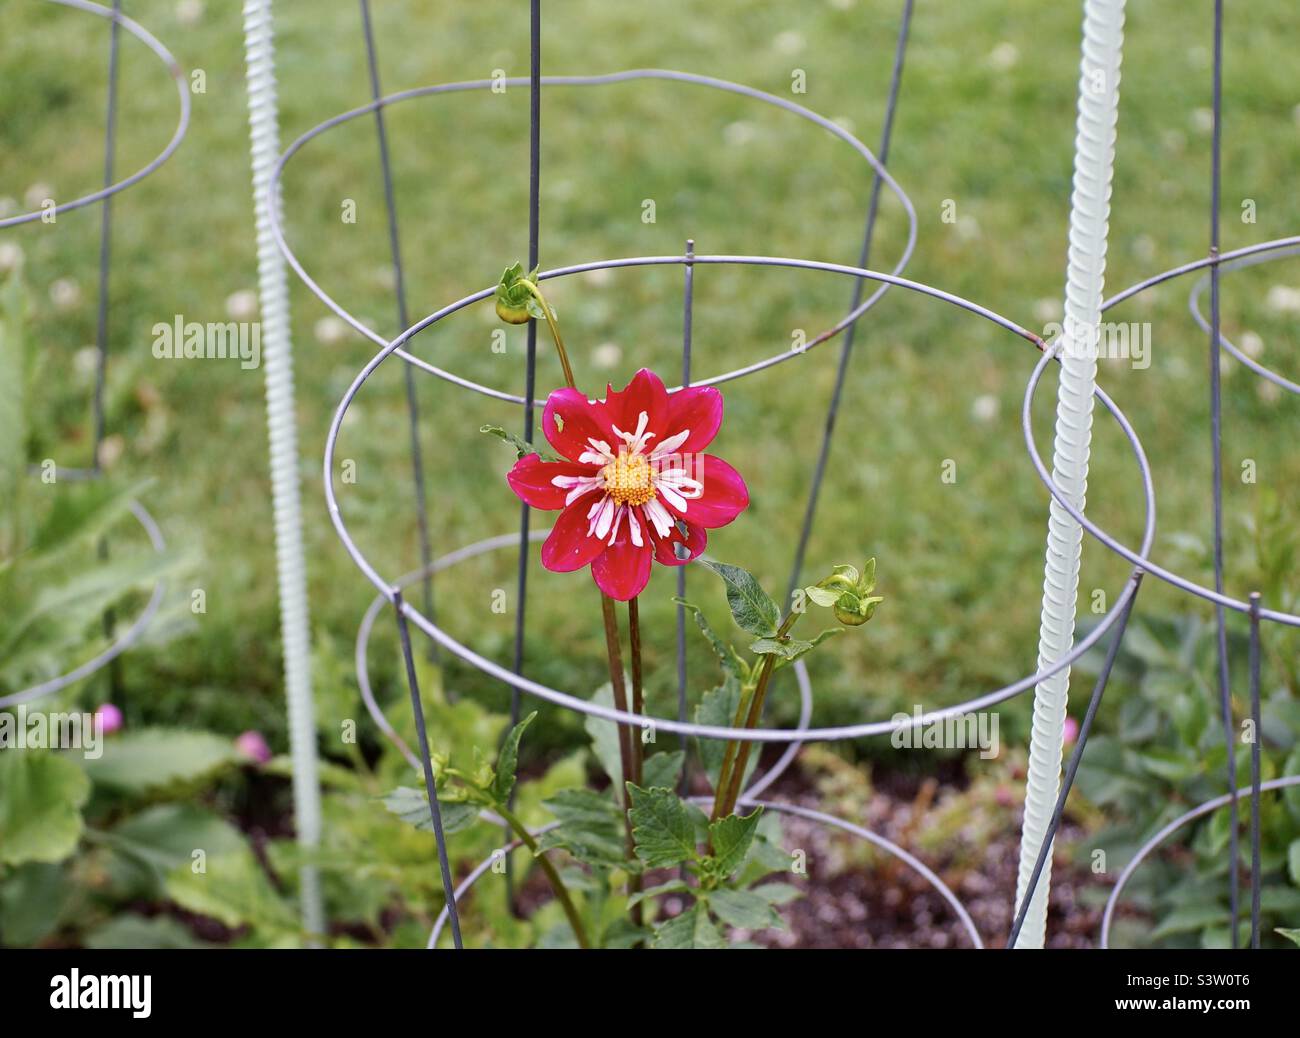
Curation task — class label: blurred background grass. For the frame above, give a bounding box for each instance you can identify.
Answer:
[2,0,1298,762]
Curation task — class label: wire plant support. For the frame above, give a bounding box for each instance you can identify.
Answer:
[1,0,189,710]
[252,0,1298,950]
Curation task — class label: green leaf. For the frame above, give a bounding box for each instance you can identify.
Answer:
[0,863,70,946]
[626,879,692,909]
[708,888,783,930]
[538,787,628,868]
[491,711,536,803]
[80,728,240,794]
[698,560,780,638]
[480,424,558,462]
[694,675,756,792]
[653,904,726,949]
[628,783,699,869]
[84,914,215,950]
[584,682,627,806]
[1289,839,1300,886]
[101,804,247,898]
[707,807,763,879]
[0,750,89,866]
[1276,928,1300,947]
[673,598,739,678]
[0,267,27,517]
[751,882,802,905]
[775,627,844,669]
[165,849,299,934]
[643,750,684,791]
[750,636,813,660]
[803,586,841,608]
[381,786,481,835]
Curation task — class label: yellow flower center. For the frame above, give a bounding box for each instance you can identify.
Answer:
[602,451,655,507]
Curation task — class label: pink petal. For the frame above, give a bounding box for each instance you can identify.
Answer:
[543,387,619,463]
[541,500,608,572]
[664,385,723,454]
[590,533,654,601]
[663,454,749,529]
[601,368,669,438]
[507,454,597,511]
[651,518,707,566]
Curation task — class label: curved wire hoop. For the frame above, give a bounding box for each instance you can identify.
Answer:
[0,0,190,230]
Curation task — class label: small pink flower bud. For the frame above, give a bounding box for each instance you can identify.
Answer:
[235,730,272,764]
[1063,717,1079,745]
[96,703,124,734]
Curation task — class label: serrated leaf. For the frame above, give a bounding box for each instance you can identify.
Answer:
[381,786,481,835]
[751,882,802,905]
[673,598,739,678]
[708,807,763,879]
[643,750,684,791]
[626,879,691,909]
[491,711,536,803]
[628,783,698,869]
[80,728,239,794]
[708,888,783,930]
[0,750,89,866]
[653,904,726,949]
[698,560,780,638]
[749,636,813,660]
[538,787,628,868]
[775,627,844,669]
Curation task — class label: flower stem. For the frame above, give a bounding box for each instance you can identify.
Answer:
[600,593,643,924]
[520,279,576,390]
[496,803,591,949]
[628,596,645,786]
[711,612,800,822]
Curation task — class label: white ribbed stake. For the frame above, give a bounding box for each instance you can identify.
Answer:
[242,0,325,939]
[1014,0,1126,948]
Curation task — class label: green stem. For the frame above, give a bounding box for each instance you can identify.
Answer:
[628,596,645,787]
[519,279,576,390]
[600,594,643,924]
[497,804,592,949]
[711,612,801,822]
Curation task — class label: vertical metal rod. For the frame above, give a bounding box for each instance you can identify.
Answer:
[358,0,437,658]
[785,0,913,604]
[94,1,123,691]
[676,238,695,798]
[91,0,121,471]
[1248,592,1261,949]
[506,0,544,912]
[1206,0,1240,949]
[394,590,463,949]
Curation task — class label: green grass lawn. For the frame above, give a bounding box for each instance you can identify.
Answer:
[3,0,1298,760]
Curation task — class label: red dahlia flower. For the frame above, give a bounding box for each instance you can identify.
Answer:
[506,368,749,600]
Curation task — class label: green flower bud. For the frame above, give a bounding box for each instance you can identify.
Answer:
[806,557,882,627]
[495,261,546,325]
